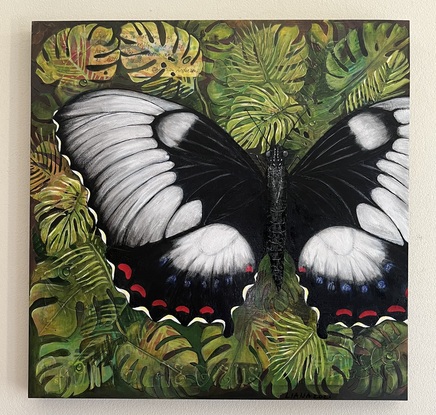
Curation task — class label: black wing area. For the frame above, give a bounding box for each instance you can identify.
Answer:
[286,98,409,334]
[55,89,267,335]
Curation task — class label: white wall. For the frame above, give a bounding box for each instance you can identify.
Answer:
[1,0,435,414]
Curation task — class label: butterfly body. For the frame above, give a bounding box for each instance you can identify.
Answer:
[55,89,409,337]
[265,146,289,289]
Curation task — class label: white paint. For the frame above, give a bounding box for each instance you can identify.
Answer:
[98,150,172,215]
[393,138,409,155]
[85,138,158,175]
[95,160,175,206]
[398,124,410,138]
[394,108,410,124]
[168,224,254,277]
[371,187,409,242]
[377,159,409,187]
[386,151,409,168]
[156,112,200,147]
[377,173,408,204]
[107,172,177,245]
[299,227,387,283]
[128,185,183,244]
[65,113,155,153]
[356,203,404,245]
[348,113,389,150]
[165,200,203,238]
[372,97,410,110]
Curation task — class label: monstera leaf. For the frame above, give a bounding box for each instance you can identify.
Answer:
[208,24,308,152]
[178,20,235,75]
[30,235,125,338]
[30,134,68,198]
[326,22,409,112]
[119,21,203,99]
[347,320,408,397]
[306,324,355,395]
[36,24,120,102]
[36,331,117,397]
[115,320,200,397]
[34,175,94,255]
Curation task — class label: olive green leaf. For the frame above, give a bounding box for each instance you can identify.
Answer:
[115,320,200,397]
[30,134,68,198]
[178,20,235,74]
[31,93,59,137]
[36,24,120,103]
[266,313,328,392]
[36,331,118,397]
[326,22,409,112]
[208,24,308,152]
[200,324,260,391]
[119,22,203,99]
[306,324,355,395]
[347,320,407,397]
[30,235,125,338]
[34,175,94,255]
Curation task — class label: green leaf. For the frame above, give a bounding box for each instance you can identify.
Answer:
[326,23,409,111]
[115,320,200,397]
[208,24,308,152]
[30,135,67,198]
[347,321,407,397]
[34,175,94,255]
[30,235,125,337]
[345,49,410,112]
[36,24,120,102]
[227,84,303,152]
[36,331,117,397]
[266,313,328,392]
[200,324,260,391]
[227,24,308,93]
[120,22,203,99]
[306,324,355,395]
[178,20,236,74]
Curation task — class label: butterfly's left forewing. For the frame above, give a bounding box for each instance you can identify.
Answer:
[55,89,267,335]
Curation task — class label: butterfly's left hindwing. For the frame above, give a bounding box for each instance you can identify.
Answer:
[55,89,267,335]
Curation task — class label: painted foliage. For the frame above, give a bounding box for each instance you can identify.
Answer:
[29,20,409,399]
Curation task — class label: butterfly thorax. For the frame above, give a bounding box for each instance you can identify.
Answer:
[266,146,288,289]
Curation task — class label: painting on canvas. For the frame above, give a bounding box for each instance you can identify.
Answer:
[29,20,409,399]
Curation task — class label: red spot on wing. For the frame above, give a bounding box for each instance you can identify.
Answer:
[130,284,146,298]
[387,305,406,313]
[199,306,214,315]
[152,299,167,308]
[359,310,378,319]
[298,266,306,273]
[245,264,254,273]
[175,305,190,314]
[118,263,132,280]
[336,308,353,317]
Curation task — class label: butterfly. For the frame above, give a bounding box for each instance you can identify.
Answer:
[55,89,409,337]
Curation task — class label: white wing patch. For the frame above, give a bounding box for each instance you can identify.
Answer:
[165,200,203,238]
[356,203,403,245]
[299,227,387,283]
[349,113,389,150]
[156,112,200,147]
[57,90,204,248]
[371,188,408,242]
[168,224,255,277]
[350,97,409,246]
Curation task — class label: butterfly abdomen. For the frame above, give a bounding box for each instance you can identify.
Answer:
[266,146,288,289]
